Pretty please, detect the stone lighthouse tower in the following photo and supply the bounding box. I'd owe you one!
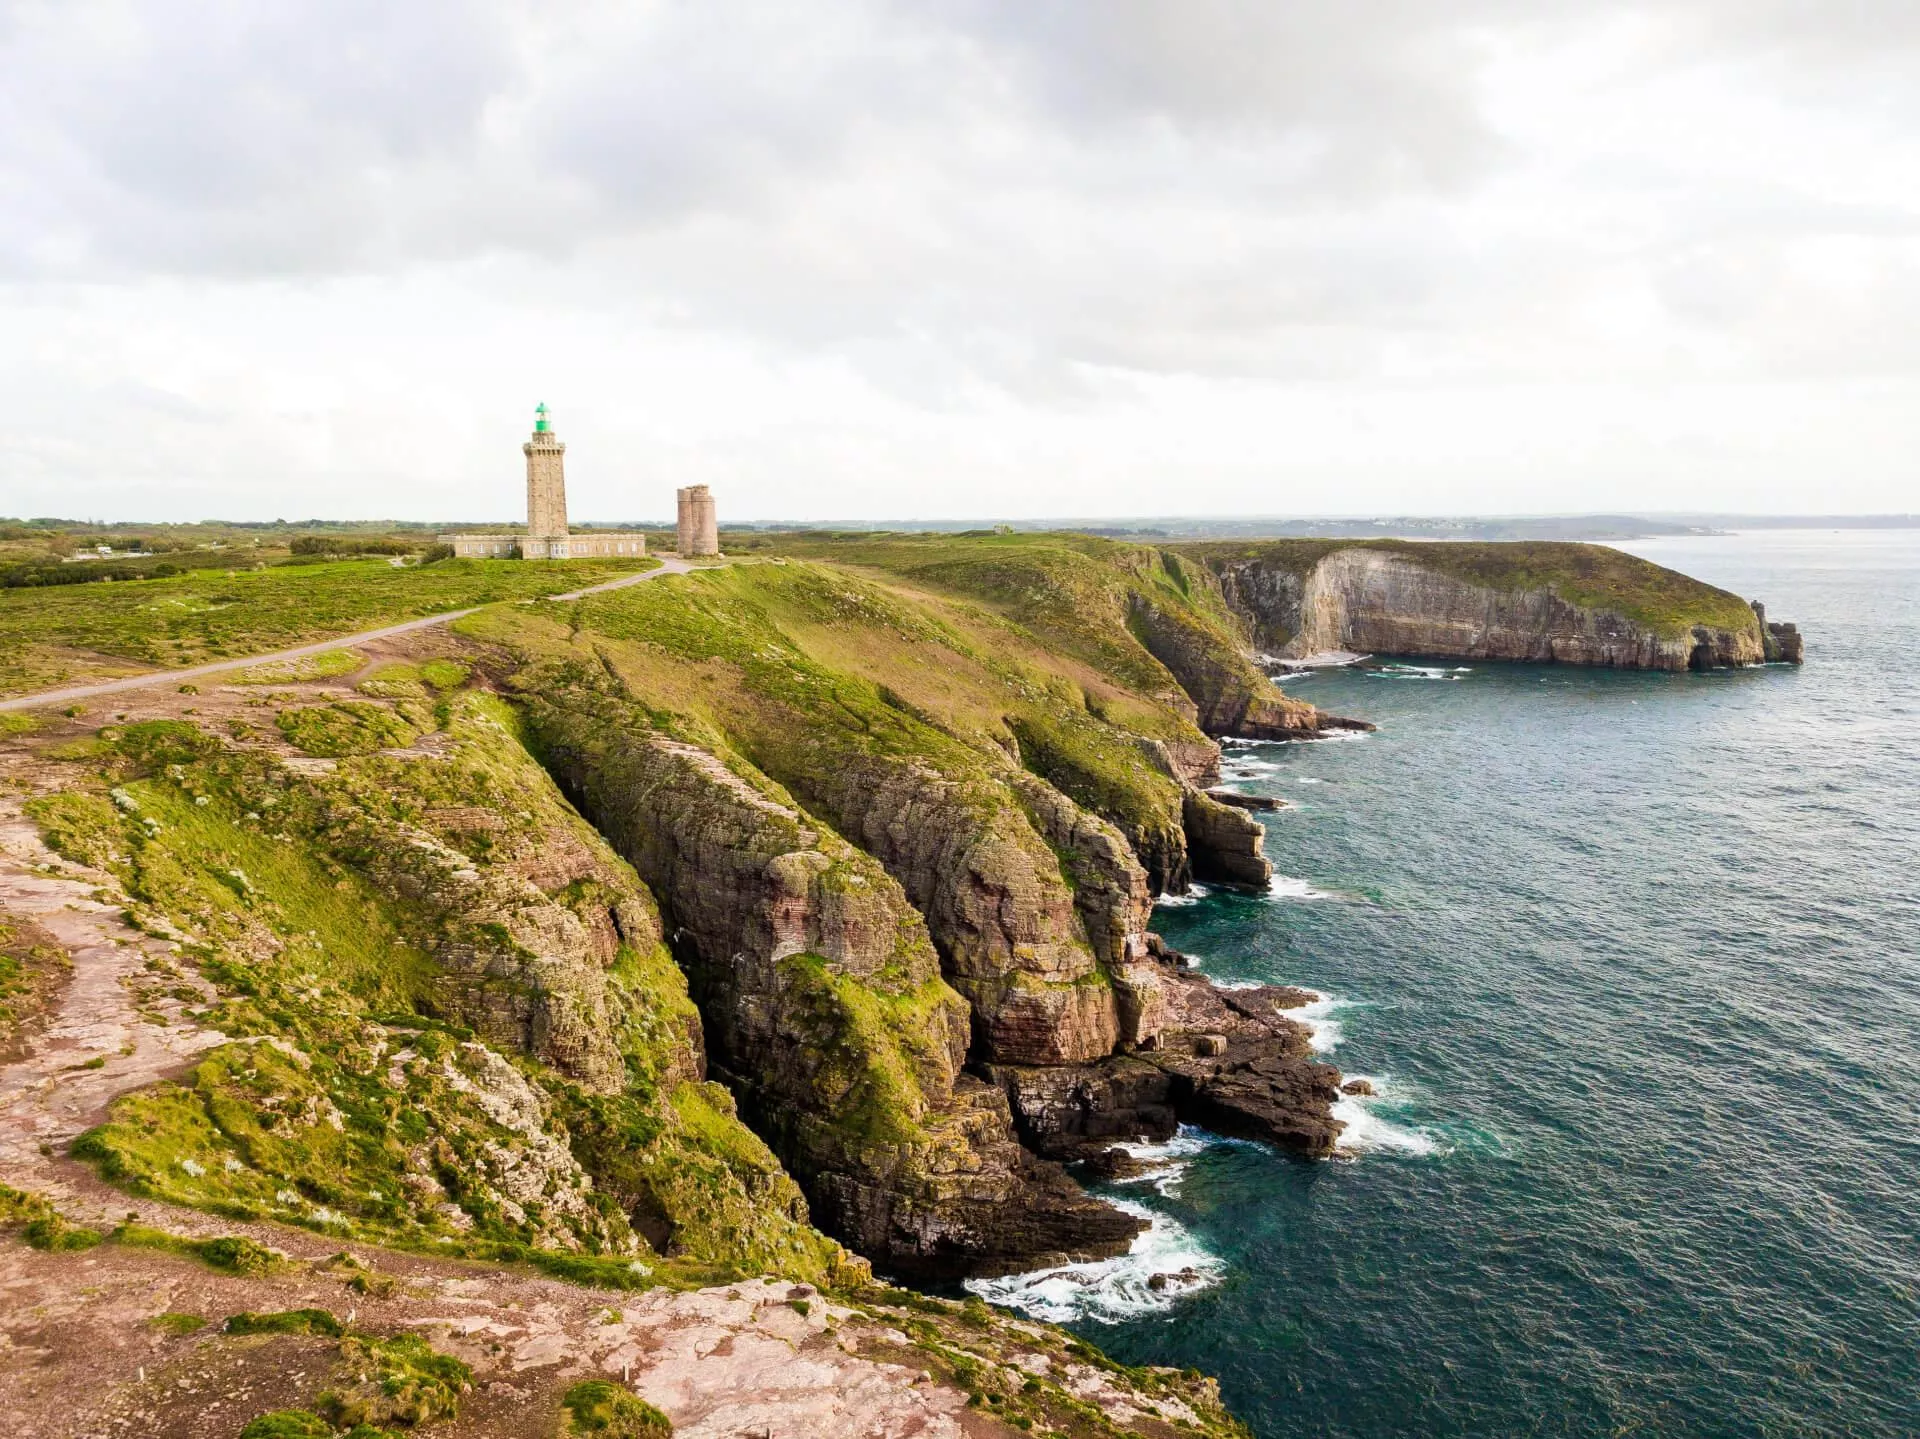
[523,402,568,557]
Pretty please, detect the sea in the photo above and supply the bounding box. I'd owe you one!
[969,529,1920,1438]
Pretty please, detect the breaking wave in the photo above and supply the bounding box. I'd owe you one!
[1269,873,1336,900]
[1154,882,1211,908]
[1332,1075,1442,1157]
[1366,663,1473,681]
[964,1196,1225,1324]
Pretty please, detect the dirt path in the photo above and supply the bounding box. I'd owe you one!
[0,795,229,1224]
[0,557,699,716]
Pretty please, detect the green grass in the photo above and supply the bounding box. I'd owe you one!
[560,1379,673,1436]
[237,1412,339,1439]
[109,1222,284,1274]
[318,1332,471,1429]
[0,555,654,699]
[276,701,420,756]
[225,1308,345,1337]
[231,649,365,685]
[150,1311,208,1335]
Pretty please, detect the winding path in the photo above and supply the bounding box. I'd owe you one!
[0,556,698,715]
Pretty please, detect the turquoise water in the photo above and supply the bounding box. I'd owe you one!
[990,531,1920,1437]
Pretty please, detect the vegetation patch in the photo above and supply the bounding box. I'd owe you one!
[233,649,364,686]
[0,555,653,700]
[109,1222,284,1275]
[276,701,419,756]
[23,1214,103,1251]
[225,1309,345,1337]
[317,1332,471,1429]
[150,1311,208,1335]
[560,1378,673,1436]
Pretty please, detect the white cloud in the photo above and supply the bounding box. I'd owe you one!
[0,0,1916,520]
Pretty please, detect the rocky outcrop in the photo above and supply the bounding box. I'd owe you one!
[1182,789,1273,891]
[986,966,1345,1160]
[335,785,674,1096]
[752,739,1144,1067]
[1201,542,1801,670]
[523,687,1143,1278]
[1752,601,1804,664]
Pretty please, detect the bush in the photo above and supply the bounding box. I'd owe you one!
[23,1215,103,1251]
[318,1334,471,1429]
[560,1379,674,1436]
[224,1308,344,1337]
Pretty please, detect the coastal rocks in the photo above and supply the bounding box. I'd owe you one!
[1752,601,1805,664]
[1203,788,1282,812]
[1182,790,1274,891]
[986,968,1346,1161]
[1204,543,1800,671]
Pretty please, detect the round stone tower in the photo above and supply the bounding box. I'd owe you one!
[675,484,719,557]
[525,402,568,549]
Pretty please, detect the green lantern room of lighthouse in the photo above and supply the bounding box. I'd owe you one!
[534,402,551,434]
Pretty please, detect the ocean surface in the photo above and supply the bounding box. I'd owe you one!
[970,530,1920,1438]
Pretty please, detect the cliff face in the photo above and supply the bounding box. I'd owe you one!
[521,681,1144,1278]
[1197,541,1800,670]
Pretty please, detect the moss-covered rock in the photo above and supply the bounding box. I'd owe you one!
[45,700,839,1284]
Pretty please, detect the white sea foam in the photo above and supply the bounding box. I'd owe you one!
[1268,873,1335,901]
[1222,757,1281,775]
[1282,989,1345,1053]
[1310,726,1371,742]
[1154,882,1210,908]
[1366,663,1472,681]
[964,1198,1224,1324]
[1294,776,1328,784]
[1332,1076,1440,1157]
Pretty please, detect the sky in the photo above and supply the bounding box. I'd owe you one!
[2,1,1916,524]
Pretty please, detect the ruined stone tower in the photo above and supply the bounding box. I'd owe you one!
[524,402,568,551]
[676,484,719,556]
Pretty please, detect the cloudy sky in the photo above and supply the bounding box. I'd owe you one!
[2,1,1916,523]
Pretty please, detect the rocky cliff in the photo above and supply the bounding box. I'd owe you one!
[460,556,1351,1276]
[520,678,1145,1278]
[1186,539,1802,670]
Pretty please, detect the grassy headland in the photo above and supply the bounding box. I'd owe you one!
[0,555,654,699]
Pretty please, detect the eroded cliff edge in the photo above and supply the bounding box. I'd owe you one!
[459,553,1355,1276]
[1181,538,1804,670]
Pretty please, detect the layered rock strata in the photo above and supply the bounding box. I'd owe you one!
[1202,543,1801,671]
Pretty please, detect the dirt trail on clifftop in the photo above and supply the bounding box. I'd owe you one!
[0,557,702,715]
